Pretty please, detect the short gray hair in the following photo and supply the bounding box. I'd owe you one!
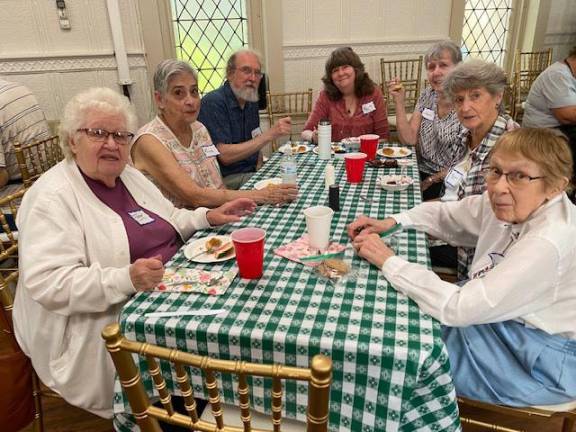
[59,87,138,159]
[225,48,262,77]
[442,59,507,101]
[425,40,462,66]
[154,59,198,96]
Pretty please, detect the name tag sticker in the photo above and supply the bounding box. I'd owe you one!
[362,101,376,114]
[422,108,435,121]
[251,127,262,138]
[445,168,465,188]
[128,210,155,226]
[202,145,220,157]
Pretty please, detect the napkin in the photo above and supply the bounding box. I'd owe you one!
[274,234,346,267]
[155,268,237,294]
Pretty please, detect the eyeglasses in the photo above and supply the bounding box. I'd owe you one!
[77,128,134,145]
[482,167,545,187]
[235,66,263,79]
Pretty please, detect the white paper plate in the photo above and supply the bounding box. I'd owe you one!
[312,144,347,157]
[183,235,235,263]
[278,142,312,154]
[377,147,412,158]
[377,175,414,191]
[253,177,282,190]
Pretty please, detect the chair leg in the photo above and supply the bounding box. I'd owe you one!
[562,417,575,432]
[32,372,45,432]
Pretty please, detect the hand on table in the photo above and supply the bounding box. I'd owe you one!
[264,183,298,205]
[352,232,395,269]
[130,254,164,292]
[207,198,257,225]
[347,215,397,239]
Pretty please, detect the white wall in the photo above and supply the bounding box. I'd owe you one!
[280,0,454,94]
[543,0,576,61]
[0,0,153,125]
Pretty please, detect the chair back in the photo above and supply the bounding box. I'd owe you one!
[380,56,423,115]
[266,89,313,150]
[0,189,24,325]
[14,135,64,188]
[102,323,332,432]
[511,48,553,121]
[458,396,576,432]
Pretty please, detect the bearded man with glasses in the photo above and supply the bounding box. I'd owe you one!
[199,48,293,189]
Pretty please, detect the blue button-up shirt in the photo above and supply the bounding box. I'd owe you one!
[198,81,260,177]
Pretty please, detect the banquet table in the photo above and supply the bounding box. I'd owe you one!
[113,147,461,432]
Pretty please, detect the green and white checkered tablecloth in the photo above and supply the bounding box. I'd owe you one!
[113,149,461,432]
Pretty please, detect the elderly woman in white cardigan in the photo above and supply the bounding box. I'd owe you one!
[349,128,576,407]
[12,87,255,418]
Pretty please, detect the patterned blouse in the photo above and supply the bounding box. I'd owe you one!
[453,114,517,279]
[415,87,464,174]
[303,87,389,141]
[133,116,224,208]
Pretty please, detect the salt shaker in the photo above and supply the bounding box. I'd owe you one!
[325,162,335,189]
[317,119,332,160]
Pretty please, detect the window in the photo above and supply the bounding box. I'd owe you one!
[460,0,514,66]
[171,0,249,93]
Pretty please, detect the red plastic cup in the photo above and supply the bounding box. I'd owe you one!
[344,152,368,183]
[359,134,380,161]
[231,227,266,279]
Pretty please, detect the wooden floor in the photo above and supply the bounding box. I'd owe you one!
[16,395,569,432]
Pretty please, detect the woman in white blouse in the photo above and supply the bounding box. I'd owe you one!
[348,128,576,407]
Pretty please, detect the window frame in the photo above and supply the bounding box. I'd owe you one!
[137,0,285,95]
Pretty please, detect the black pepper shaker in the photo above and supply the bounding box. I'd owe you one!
[329,184,340,211]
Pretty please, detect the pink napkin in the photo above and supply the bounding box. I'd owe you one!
[274,234,346,266]
[155,268,237,294]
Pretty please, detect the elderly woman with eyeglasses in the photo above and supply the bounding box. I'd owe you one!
[348,128,576,407]
[12,87,255,418]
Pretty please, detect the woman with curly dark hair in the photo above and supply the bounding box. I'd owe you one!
[302,47,388,142]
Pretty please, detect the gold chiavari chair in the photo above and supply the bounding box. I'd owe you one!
[0,189,25,315]
[380,56,423,132]
[102,323,332,432]
[459,396,576,432]
[14,135,64,188]
[0,189,45,432]
[511,48,553,122]
[266,89,313,151]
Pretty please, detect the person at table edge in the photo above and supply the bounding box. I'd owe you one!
[431,59,518,279]
[198,48,291,190]
[12,87,255,418]
[0,77,50,189]
[301,46,389,143]
[387,40,463,200]
[522,45,576,196]
[349,128,576,407]
[132,59,298,208]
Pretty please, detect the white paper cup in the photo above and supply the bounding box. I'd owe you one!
[303,205,334,251]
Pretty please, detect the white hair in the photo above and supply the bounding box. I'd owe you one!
[59,87,138,159]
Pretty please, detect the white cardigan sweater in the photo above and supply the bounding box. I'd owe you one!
[13,159,211,418]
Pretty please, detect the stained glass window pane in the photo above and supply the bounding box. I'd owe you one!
[172,0,249,93]
[461,0,513,66]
